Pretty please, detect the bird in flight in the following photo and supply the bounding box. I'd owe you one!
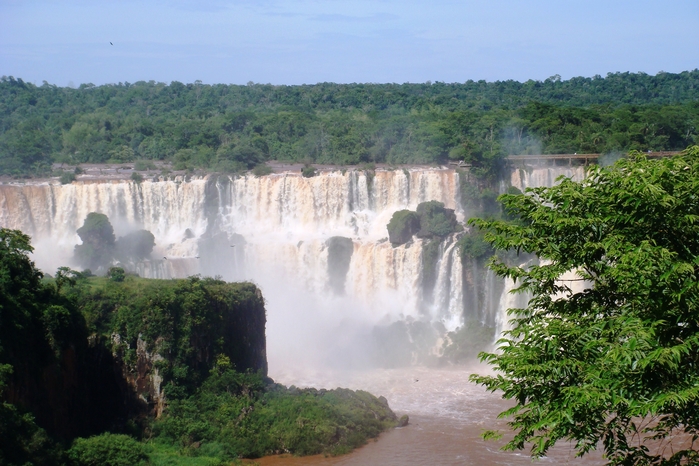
[110,42,113,45]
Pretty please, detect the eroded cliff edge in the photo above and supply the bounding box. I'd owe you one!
[4,272,268,441]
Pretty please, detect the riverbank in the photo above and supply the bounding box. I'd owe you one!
[256,365,604,466]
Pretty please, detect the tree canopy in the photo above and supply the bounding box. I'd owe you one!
[471,146,699,465]
[1,71,698,178]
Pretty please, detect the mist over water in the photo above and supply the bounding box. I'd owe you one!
[0,164,594,464]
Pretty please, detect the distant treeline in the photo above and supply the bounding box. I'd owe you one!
[1,70,698,178]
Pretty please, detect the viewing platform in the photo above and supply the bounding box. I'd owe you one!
[505,151,681,167]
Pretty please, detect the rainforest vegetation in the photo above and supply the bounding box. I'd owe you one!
[0,229,399,466]
[1,70,698,179]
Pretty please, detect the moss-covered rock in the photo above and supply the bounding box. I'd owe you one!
[387,210,420,245]
[415,200,461,239]
[387,201,462,246]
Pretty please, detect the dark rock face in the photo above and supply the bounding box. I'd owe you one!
[387,210,420,245]
[326,236,354,295]
[5,278,269,439]
[107,280,269,418]
[6,332,140,441]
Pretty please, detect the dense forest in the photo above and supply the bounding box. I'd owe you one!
[1,70,698,179]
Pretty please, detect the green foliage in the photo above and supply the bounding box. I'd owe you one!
[0,399,64,466]
[470,146,699,465]
[457,226,494,262]
[130,171,144,183]
[153,369,397,459]
[251,163,273,177]
[71,276,266,397]
[107,267,125,282]
[59,171,76,184]
[0,231,88,461]
[415,200,461,238]
[1,73,699,177]
[134,160,156,171]
[0,364,64,466]
[68,433,149,466]
[0,231,394,462]
[301,164,317,178]
[386,210,420,245]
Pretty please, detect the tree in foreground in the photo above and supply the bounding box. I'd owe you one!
[471,146,699,465]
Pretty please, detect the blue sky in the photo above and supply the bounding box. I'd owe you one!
[1,0,698,86]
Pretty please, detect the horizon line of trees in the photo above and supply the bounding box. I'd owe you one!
[1,70,698,179]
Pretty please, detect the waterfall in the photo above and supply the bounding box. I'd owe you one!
[0,163,585,366]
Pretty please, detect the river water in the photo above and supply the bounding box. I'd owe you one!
[257,365,604,466]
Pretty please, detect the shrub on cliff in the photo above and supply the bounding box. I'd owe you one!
[387,210,420,245]
[301,164,317,178]
[59,171,76,184]
[252,163,273,177]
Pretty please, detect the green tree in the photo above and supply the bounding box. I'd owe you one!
[470,146,699,465]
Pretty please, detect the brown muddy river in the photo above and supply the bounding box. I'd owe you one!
[254,365,604,466]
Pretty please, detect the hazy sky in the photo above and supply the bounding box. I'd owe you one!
[2,0,698,87]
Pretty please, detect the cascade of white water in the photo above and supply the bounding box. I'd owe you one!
[428,237,463,328]
[510,165,586,191]
[0,162,589,359]
[0,168,464,329]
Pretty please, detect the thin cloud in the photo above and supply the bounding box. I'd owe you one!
[311,13,398,23]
